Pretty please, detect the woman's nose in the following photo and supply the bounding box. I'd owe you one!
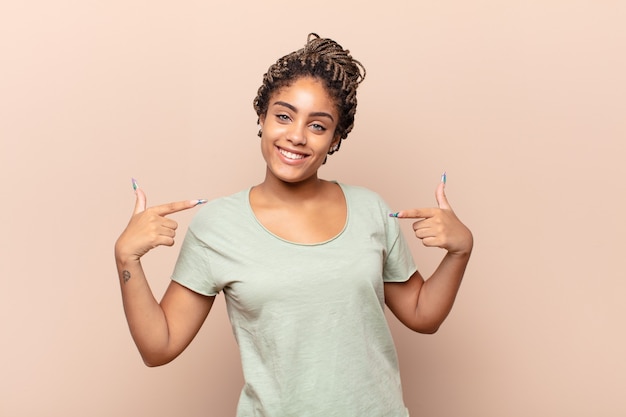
[286,123,307,145]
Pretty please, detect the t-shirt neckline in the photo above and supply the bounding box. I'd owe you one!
[245,182,349,247]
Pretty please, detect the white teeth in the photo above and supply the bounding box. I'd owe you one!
[279,149,305,160]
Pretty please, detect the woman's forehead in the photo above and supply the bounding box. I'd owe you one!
[269,77,338,113]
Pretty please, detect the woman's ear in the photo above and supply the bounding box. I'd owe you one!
[330,134,341,152]
[257,115,265,137]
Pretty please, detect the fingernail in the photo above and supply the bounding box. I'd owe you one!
[131,178,139,191]
[389,212,399,218]
[195,199,208,206]
[441,171,447,185]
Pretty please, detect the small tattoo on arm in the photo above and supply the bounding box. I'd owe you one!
[122,270,131,284]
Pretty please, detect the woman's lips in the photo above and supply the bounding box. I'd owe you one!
[278,147,307,160]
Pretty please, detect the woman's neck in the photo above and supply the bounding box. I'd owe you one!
[254,169,331,205]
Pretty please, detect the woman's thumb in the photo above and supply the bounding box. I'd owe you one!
[133,181,147,215]
[436,181,451,210]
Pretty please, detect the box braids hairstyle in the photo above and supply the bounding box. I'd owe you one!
[253,33,366,156]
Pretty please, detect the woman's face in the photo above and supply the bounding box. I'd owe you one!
[259,76,340,185]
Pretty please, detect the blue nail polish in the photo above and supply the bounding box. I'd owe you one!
[441,172,447,185]
[131,178,139,191]
[389,212,399,218]
[195,199,208,206]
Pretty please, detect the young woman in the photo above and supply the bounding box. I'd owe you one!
[115,33,473,416]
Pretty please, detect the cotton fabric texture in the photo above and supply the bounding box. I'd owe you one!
[172,183,416,417]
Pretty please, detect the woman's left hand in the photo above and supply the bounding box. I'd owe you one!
[392,181,473,256]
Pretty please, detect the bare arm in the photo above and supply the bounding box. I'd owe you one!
[385,179,473,333]
[116,260,214,366]
[385,251,470,333]
[115,185,212,366]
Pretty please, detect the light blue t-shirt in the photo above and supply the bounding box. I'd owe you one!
[172,183,416,417]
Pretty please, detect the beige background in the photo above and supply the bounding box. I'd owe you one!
[1,1,625,416]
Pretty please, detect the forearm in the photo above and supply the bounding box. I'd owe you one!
[116,257,172,365]
[415,250,471,332]
[114,189,211,365]
[386,179,473,333]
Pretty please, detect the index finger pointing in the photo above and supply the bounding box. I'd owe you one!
[153,199,207,216]
[390,208,437,219]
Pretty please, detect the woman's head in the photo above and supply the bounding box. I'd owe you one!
[253,33,366,155]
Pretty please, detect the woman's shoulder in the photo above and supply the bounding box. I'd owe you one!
[337,182,387,204]
[190,188,251,227]
[335,182,394,221]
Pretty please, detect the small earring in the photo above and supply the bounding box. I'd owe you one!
[257,129,262,138]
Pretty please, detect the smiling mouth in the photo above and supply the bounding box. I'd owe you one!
[278,147,307,160]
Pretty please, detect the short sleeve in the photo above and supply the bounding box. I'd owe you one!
[171,226,220,296]
[382,204,417,283]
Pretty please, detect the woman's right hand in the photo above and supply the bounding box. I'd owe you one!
[114,186,206,263]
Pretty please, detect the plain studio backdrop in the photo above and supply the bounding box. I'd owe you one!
[1,1,624,416]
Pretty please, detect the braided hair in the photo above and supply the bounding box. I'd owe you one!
[253,33,366,155]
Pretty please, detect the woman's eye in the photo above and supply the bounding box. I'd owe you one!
[310,123,326,132]
[276,114,290,122]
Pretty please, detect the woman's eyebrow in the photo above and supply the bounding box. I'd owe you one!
[272,101,335,122]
